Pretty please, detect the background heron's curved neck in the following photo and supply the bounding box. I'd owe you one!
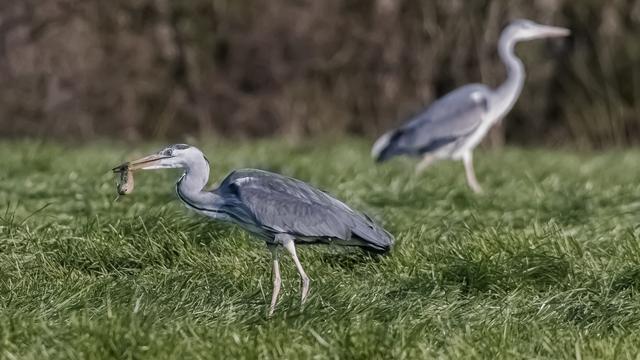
[492,35,526,119]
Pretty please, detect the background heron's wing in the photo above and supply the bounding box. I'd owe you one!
[220,170,393,250]
[381,84,490,157]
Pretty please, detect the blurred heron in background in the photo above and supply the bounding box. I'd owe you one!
[372,20,570,193]
[114,144,393,316]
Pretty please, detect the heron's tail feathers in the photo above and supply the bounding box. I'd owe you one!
[351,213,394,254]
[371,129,404,163]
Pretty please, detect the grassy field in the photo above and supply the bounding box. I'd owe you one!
[1,139,640,359]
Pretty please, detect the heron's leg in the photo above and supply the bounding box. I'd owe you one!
[281,236,310,304]
[415,154,436,174]
[463,152,483,194]
[267,244,282,317]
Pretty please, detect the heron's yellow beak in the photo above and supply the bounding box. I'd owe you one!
[112,154,172,172]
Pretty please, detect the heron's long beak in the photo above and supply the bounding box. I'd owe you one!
[537,25,571,38]
[112,154,172,172]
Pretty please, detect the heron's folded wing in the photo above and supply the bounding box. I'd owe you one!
[395,84,490,153]
[233,186,352,240]
[221,169,393,249]
[222,169,354,210]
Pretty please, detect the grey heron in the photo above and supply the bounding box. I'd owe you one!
[113,144,393,316]
[371,20,570,193]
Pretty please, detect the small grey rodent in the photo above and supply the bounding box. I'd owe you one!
[115,167,134,195]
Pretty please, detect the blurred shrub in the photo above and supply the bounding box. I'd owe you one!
[0,0,638,147]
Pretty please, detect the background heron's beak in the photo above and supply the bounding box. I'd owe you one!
[537,25,571,38]
[113,154,172,172]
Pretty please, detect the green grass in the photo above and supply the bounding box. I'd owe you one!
[1,139,640,359]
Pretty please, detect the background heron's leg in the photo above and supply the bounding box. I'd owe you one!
[281,236,310,304]
[463,152,483,193]
[415,154,436,174]
[267,244,281,317]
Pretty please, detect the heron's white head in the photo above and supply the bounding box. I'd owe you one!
[503,19,570,43]
[118,144,208,171]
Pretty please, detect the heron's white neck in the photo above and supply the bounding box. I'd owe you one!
[179,156,210,194]
[491,34,526,121]
[176,154,224,212]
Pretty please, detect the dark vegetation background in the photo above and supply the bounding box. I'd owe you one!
[1,0,638,148]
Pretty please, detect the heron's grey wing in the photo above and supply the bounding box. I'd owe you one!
[234,187,352,239]
[219,170,393,251]
[221,169,353,211]
[376,84,490,159]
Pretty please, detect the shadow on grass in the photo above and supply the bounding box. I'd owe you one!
[311,247,389,271]
[612,266,640,292]
[438,252,571,294]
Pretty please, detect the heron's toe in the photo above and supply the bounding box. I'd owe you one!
[301,278,310,303]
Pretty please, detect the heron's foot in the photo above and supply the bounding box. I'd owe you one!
[300,275,310,304]
[267,244,281,317]
[462,152,483,194]
[268,276,282,317]
[469,182,483,194]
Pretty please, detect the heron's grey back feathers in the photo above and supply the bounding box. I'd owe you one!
[373,84,490,161]
[215,169,394,252]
